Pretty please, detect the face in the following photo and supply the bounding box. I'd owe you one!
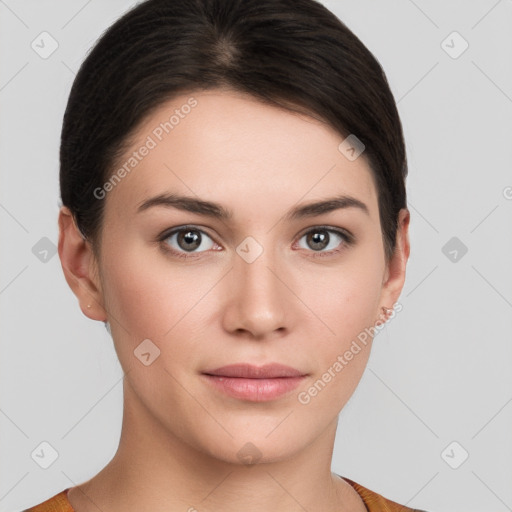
[59,89,409,465]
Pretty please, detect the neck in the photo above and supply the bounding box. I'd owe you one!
[67,379,365,512]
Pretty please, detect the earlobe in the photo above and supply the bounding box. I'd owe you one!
[57,206,107,322]
[378,208,410,315]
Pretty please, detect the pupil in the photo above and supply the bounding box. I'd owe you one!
[178,230,201,251]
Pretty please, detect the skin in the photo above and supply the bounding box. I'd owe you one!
[58,88,410,512]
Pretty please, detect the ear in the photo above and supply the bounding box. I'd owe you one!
[378,208,410,316]
[57,206,107,321]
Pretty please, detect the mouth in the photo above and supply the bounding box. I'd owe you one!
[201,363,308,402]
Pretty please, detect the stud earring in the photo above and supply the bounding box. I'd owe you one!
[87,304,91,309]
[379,306,393,322]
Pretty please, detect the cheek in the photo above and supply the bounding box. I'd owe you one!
[301,251,384,342]
[99,240,208,352]
[293,249,384,397]
[99,239,239,386]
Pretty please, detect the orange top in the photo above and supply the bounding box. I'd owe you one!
[24,476,428,512]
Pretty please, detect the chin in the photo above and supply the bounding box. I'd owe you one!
[188,422,314,467]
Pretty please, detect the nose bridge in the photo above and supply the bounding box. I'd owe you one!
[224,234,289,336]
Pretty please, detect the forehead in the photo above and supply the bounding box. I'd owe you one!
[103,89,378,222]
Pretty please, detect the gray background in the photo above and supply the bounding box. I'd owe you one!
[1,1,511,511]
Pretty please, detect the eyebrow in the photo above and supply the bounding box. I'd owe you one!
[136,193,369,220]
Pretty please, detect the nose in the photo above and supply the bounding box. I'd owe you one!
[221,243,290,340]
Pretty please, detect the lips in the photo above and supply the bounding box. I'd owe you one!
[202,363,306,379]
[201,363,308,401]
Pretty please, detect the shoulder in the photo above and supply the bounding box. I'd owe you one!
[341,476,429,512]
[23,489,74,512]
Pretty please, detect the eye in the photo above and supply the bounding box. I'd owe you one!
[157,224,354,260]
[159,226,219,258]
[295,227,353,256]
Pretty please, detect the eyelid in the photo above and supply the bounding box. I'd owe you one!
[157,224,216,242]
[296,224,354,243]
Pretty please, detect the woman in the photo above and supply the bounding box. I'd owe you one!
[25,0,427,510]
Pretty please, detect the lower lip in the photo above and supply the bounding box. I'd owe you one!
[201,374,306,402]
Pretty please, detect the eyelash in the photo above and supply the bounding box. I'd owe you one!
[157,225,355,260]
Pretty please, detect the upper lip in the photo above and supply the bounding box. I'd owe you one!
[202,363,307,378]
